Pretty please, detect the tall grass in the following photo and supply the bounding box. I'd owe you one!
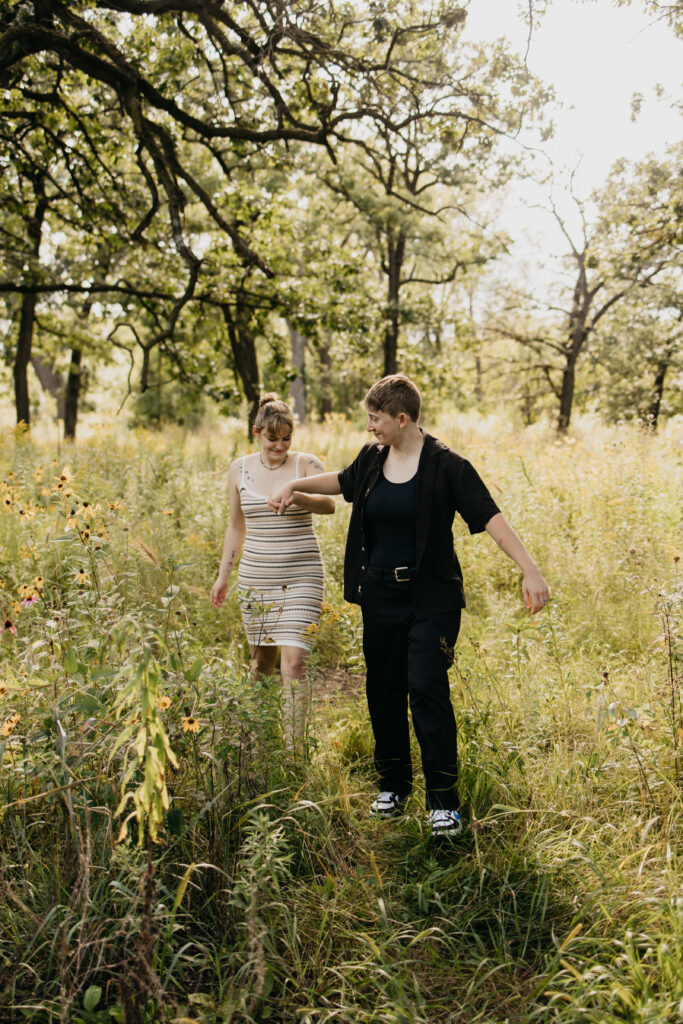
[0,413,681,1022]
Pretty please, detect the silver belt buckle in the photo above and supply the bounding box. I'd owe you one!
[393,566,410,583]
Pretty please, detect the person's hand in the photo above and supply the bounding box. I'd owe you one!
[268,484,295,515]
[523,570,550,614]
[210,576,229,608]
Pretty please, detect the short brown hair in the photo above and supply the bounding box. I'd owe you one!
[253,393,294,434]
[364,375,421,421]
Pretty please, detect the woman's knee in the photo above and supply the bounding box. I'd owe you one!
[281,647,306,680]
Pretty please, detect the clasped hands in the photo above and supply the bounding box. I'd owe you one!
[267,485,294,515]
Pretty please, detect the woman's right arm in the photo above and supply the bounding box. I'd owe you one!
[210,462,246,607]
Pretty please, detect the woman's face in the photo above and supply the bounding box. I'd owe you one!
[257,425,293,461]
[365,407,403,446]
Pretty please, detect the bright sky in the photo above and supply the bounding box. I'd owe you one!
[462,0,683,256]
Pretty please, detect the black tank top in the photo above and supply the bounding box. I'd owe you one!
[366,473,417,568]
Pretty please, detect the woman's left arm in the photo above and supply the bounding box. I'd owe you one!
[485,512,550,614]
[291,455,336,515]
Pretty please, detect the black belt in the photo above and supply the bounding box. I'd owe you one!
[365,565,416,583]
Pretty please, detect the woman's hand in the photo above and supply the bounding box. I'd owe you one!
[268,483,295,515]
[522,570,550,614]
[210,576,230,608]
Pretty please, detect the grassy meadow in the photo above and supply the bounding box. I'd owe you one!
[0,412,681,1023]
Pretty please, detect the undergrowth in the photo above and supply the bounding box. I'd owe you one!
[0,414,681,1023]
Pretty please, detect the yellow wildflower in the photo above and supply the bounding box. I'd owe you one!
[0,681,6,697]
[156,696,172,711]
[162,509,174,516]
[181,716,201,734]
[75,568,89,585]
[0,712,20,738]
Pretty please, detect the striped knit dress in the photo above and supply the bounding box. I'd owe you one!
[237,455,324,650]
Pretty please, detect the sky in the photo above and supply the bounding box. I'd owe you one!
[461,0,682,256]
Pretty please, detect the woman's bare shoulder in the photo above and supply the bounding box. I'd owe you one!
[298,452,326,474]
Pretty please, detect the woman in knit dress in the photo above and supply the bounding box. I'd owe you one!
[210,395,335,743]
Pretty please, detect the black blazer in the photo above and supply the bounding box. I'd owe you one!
[337,432,500,609]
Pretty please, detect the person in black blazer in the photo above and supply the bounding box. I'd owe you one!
[269,374,549,838]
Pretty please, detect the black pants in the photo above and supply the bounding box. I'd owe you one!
[360,576,461,810]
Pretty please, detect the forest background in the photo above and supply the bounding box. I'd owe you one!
[1,1,683,1023]
[1,0,682,437]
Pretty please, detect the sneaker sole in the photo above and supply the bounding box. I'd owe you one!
[431,826,463,839]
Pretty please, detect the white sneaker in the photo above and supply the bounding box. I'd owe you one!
[428,808,462,838]
[369,791,406,817]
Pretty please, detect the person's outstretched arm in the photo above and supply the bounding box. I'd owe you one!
[485,512,550,614]
[210,462,246,607]
[288,455,336,515]
[269,470,342,515]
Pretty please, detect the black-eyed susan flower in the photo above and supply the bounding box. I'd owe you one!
[74,568,89,585]
[156,696,172,711]
[0,681,7,697]
[162,509,174,516]
[0,712,20,737]
[181,716,200,733]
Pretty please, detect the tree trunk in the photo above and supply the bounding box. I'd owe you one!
[383,229,406,376]
[646,350,673,431]
[319,341,332,420]
[14,292,39,426]
[557,363,575,433]
[64,348,82,440]
[222,299,260,435]
[13,181,47,427]
[474,355,483,404]
[557,320,588,433]
[286,319,307,423]
[31,357,66,419]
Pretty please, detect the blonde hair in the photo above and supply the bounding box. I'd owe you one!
[253,393,295,435]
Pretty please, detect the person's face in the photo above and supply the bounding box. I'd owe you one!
[365,407,406,445]
[256,425,293,460]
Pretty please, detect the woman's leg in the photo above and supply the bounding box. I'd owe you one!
[406,607,461,810]
[361,578,413,799]
[280,645,309,750]
[249,644,278,679]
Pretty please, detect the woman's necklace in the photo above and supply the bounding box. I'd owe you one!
[259,452,288,471]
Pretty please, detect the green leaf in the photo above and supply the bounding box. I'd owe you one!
[185,658,203,683]
[83,985,102,1012]
[64,647,78,675]
[71,692,103,716]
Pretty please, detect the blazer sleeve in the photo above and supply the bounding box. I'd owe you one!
[450,457,501,534]
[337,445,372,503]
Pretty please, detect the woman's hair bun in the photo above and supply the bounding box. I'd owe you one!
[258,392,278,407]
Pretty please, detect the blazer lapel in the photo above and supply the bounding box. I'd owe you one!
[415,433,438,569]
